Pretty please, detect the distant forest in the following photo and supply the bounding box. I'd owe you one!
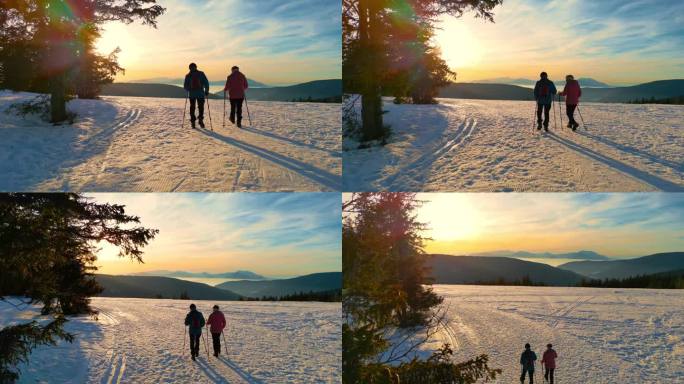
[238,289,342,302]
[466,270,684,289]
[628,95,684,105]
[290,95,342,103]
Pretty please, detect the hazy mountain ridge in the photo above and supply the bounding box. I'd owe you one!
[129,76,270,88]
[102,79,342,102]
[216,272,342,298]
[558,252,684,279]
[428,255,586,286]
[132,270,266,280]
[475,250,609,260]
[475,77,611,88]
[438,79,684,103]
[95,274,242,300]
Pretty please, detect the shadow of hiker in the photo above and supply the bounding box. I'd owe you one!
[547,132,684,191]
[240,126,340,158]
[196,358,230,383]
[199,128,341,191]
[217,356,265,384]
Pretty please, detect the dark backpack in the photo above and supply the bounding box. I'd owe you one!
[190,72,202,91]
[539,82,549,97]
[191,312,200,328]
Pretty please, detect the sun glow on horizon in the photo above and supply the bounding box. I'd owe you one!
[433,17,483,72]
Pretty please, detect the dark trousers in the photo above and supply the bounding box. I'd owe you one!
[211,332,221,356]
[520,367,534,383]
[566,104,577,126]
[189,333,201,357]
[536,103,551,127]
[545,368,555,384]
[190,97,205,122]
[230,98,244,122]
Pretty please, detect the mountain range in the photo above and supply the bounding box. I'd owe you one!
[132,270,265,280]
[96,275,242,300]
[474,250,609,260]
[438,79,684,103]
[558,252,684,279]
[475,77,611,88]
[130,77,270,88]
[102,79,342,102]
[216,272,342,298]
[428,252,684,286]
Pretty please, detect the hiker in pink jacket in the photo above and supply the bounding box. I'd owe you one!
[224,66,249,127]
[541,343,558,384]
[559,74,582,131]
[206,305,227,357]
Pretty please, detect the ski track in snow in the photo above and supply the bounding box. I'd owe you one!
[1,298,341,383]
[0,92,341,192]
[343,98,684,191]
[390,286,684,383]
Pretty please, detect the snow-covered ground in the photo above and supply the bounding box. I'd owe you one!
[344,98,684,192]
[0,91,341,192]
[0,297,341,383]
[402,285,684,383]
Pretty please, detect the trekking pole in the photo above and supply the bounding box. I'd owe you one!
[558,94,563,129]
[181,93,188,129]
[203,331,210,359]
[222,330,228,355]
[552,99,557,131]
[244,96,252,126]
[223,90,226,129]
[578,105,587,130]
[182,326,187,355]
[206,96,214,131]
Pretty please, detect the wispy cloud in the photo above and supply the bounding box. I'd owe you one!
[97,0,341,85]
[91,193,341,276]
[437,0,684,84]
[417,193,684,258]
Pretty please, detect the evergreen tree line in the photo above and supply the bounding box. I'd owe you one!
[343,193,500,383]
[290,95,343,103]
[627,95,684,105]
[0,193,157,382]
[238,289,343,302]
[578,270,684,289]
[0,1,165,123]
[467,275,548,287]
[343,0,502,142]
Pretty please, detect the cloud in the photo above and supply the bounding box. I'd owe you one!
[90,193,341,275]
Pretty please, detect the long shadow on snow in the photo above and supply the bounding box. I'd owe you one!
[576,131,683,172]
[240,126,340,157]
[0,98,125,191]
[547,132,684,191]
[200,129,341,191]
[196,357,231,383]
[217,355,265,384]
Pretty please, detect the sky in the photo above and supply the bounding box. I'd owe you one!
[433,0,684,85]
[413,193,684,259]
[90,193,341,277]
[95,0,341,85]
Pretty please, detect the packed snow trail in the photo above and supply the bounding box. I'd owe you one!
[343,98,684,192]
[0,92,341,192]
[394,286,684,383]
[1,298,341,383]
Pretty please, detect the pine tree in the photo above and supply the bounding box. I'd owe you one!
[0,193,158,381]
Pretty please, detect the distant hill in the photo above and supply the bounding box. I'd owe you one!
[96,274,242,300]
[102,79,342,102]
[476,250,610,261]
[579,269,684,289]
[438,79,684,103]
[132,270,266,280]
[216,79,342,102]
[131,77,270,88]
[558,252,684,279]
[428,255,585,286]
[216,272,341,298]
[476,77,611,88]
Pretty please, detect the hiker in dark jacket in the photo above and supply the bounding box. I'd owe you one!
[224,65,249,128]
[184,63,210,129]
[559,75,582,131]
[520,343,537,383]
[533,72,557,132]
[541,344,558,384]
[184,303,206,360]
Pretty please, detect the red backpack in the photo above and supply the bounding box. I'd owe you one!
[539,83,549,97]
[190,72,202,91]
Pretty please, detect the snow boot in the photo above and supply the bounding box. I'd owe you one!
[237,119,242,128]
[572,122,579,131]
[199,119,205,129]
[191,354,196,361]
[537,121,542,130]
[229,116,235,124]
[191,120,196,129]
